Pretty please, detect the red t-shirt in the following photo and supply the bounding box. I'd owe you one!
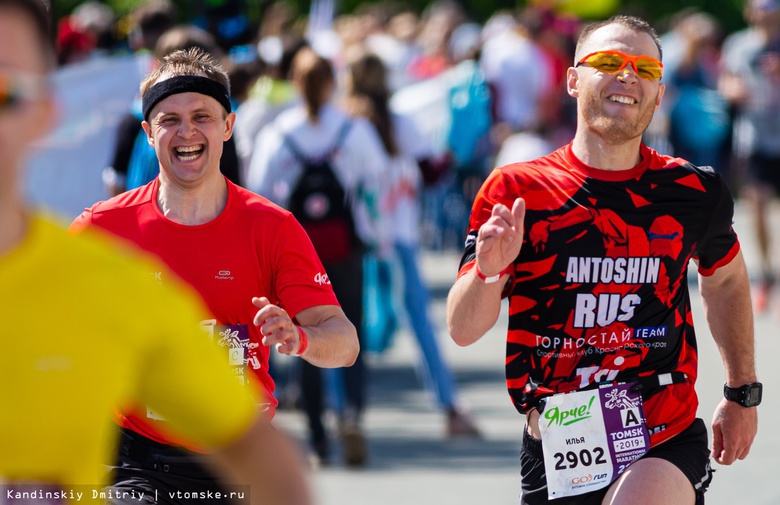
[457,143,740,447]
[71,177,339,446]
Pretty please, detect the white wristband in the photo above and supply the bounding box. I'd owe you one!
[475,263,508,284]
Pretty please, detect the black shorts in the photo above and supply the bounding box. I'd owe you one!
[746,153,780,195]
[105,429,249,505]
[519,418,713,505]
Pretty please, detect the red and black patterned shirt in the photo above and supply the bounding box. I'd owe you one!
[457,142,740,446]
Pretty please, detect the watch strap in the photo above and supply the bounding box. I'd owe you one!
[723,382,762,407]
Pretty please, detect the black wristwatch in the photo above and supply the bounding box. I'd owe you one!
[723,382,763,407]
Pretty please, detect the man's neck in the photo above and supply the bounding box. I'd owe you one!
[156,174,229,226]
[570,132,643,171]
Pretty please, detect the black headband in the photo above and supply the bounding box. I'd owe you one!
[142,75,232,122]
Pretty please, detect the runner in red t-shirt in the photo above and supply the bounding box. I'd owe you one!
[70,47,358,503]
[447,15,760,505]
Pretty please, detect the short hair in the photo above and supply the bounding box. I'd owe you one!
[0,0,55,69]
[140,47,231,97]
[575,14,663,62]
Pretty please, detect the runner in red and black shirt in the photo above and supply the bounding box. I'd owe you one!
[448,15,759,505]
[460,141,737,441]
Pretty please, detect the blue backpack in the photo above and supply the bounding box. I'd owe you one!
[447,61,492,170]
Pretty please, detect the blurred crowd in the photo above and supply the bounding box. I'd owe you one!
[42,0,780,463]
[51,0,780,250]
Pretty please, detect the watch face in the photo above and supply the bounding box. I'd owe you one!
[746,384,763,407]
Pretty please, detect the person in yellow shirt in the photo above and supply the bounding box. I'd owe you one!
[0,1,311,503]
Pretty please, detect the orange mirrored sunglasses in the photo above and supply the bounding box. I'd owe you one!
[576,50,664,81]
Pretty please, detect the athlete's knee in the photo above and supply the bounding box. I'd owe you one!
[602,458,695,505]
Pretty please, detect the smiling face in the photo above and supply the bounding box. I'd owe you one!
[567,23,665,146]
[141,85,235,189]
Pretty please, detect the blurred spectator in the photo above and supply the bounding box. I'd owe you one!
[254,2,303,83]
[127,0,178,55]
[431,22,492,248]
[247,48,388,466]
[720,0,780,313]
[446,22,492,176]
[524,5,580,143]
[191,0,253,53]
[56,15,96,65]
[258,0,298,41]
[489,6,573,166]
[234,34,307,182]
[408,0,465,81]
[155,24,225,60]
[226,55,264,106]
[332,14,366,64]
[343,51,481,438]
[71,1,117,57]
[366,6,422,91]
[661,10,731,169]
[480,10,554,140]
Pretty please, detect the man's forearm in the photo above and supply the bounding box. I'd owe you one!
[699,253,757,384]
[299,316,359,368]
[447,270,505,346]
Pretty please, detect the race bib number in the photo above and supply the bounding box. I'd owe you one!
[539,383,649,500]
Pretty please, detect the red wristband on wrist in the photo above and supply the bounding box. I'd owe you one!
[474,263,512,284]
[295,326,309,356]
